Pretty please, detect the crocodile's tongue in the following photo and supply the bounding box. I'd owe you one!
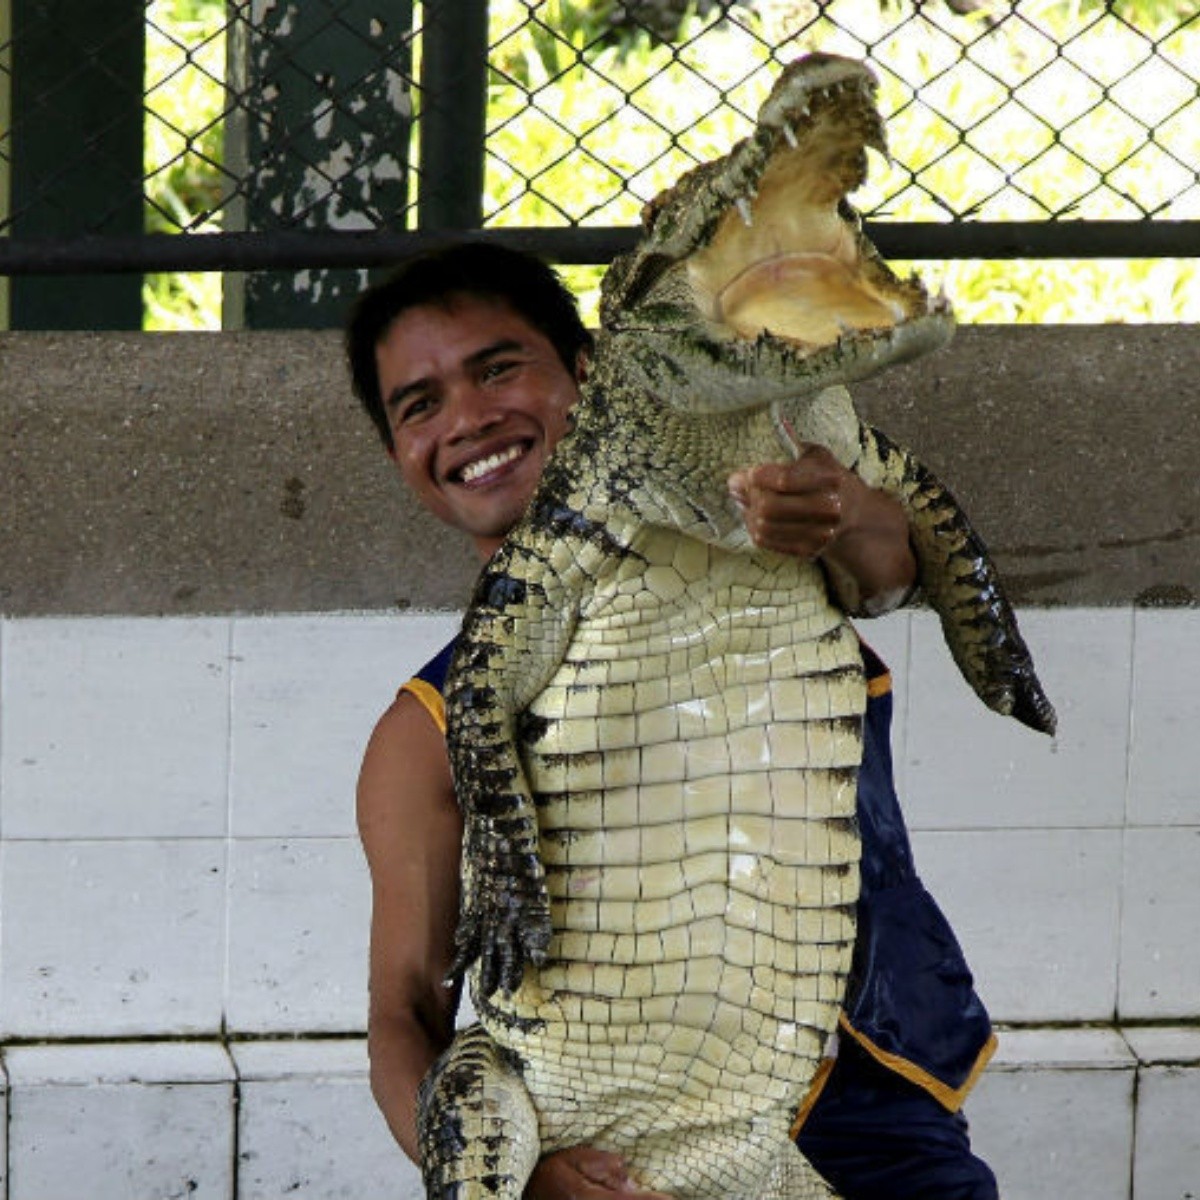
[717,253,900,346]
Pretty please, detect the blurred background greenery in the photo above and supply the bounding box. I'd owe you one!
[143,0,1199,329]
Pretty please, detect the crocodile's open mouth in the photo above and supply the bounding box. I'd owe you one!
[610,54,948,359]
[713,249,907,346]
[688,59,936,349]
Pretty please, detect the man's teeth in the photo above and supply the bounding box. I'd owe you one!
[460,444,524,483]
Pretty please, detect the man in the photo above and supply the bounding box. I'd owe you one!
[349,241,999,1200]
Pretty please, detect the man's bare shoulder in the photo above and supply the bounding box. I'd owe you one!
[357,691,459,869]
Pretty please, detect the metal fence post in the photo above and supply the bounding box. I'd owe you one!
[7,0,143,329]
[1,0,10,328]
[416,0,487,232]
[224,0,415,329]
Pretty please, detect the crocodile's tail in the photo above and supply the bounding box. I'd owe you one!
[418,1023,542,1200]
[859,423,1057,736]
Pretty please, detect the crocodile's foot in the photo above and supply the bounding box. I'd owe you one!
[450,857,552,997]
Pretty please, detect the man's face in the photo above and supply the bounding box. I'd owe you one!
[376,295,582,559]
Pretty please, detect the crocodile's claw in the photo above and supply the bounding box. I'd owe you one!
[450,851,552,998]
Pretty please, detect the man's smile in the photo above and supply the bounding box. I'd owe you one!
[454,441,531,487]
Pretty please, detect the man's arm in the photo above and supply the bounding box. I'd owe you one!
[728,443,916,615]
[358,692,671,1199]
[357,693,464,1161]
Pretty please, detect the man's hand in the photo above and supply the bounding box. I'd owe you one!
[728,444,853,562]
[525,1148,673,1200]
[728,443,917,615]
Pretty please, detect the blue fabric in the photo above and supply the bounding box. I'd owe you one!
[848,644,993,1096]
[414,640,456,694]
[797,1037,999,1200]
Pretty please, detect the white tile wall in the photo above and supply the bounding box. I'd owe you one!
[904,608,1132,830]
[4,1042,235,1200]
[0,618,231,839]
[913,828,1123,1023]
[228,614,459,838]
[231,1040,419,1199]
[1119,826,1200,1019]
[1128,609,1200,826]
[0,1057,7,1197]
[0,606,1196,1197]
[967,1027,1136,1200]
[1126,1027,1200,1200]
[0,838,227,1038]
[225,836,371,1033]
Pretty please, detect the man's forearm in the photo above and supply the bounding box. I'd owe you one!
[820,482,917,616]
[368,1013,445,1164]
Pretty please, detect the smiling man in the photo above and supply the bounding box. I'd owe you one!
[373,295,581,559]
[347,241,998,1200]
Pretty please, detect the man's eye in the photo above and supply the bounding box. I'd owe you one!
[482,359,518,382]
[393,395,432,425]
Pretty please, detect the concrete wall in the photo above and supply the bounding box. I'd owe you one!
[1,326,1198,1197]
[3,324,1198,615]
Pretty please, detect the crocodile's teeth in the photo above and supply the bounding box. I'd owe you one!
[736,196,754,228]
[460,444,524,483]
[782,122,799,148]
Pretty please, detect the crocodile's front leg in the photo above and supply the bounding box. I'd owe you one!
[780,384,1055,735]
[445,545,576,999]
[446,493,633,999]
[857,422,1057,735]
[418,1023,541,1200]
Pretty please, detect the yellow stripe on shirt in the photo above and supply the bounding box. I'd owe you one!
[400,677,447,735]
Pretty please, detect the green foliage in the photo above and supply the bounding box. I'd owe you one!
[1073,0,1199,23]
[142,0,227,329]
[486,0,1200,326]
[145,0,1199,328]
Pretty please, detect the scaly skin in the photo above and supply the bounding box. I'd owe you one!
[419,52,1053,1200]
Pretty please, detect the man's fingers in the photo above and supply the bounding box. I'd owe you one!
[730,448,842,498]
[571,1147,632,1187]
[525,1148,675,1200]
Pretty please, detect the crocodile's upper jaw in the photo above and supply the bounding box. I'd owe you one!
[599,53,953,406]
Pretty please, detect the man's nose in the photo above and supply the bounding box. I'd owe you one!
[444,382,503,441]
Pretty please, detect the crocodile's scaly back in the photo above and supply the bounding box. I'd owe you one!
[421,52,1052,1200]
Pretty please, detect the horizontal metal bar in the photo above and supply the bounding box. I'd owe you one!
[872,220,1200,260]
[0,221,1197,277]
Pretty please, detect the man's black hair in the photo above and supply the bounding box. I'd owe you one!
[345,241,593,449]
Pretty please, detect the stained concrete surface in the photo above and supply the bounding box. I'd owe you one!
[1,324,1195,615]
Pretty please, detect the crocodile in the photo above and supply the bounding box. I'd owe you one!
[419,52,1055,1200]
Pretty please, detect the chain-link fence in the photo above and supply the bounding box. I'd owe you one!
[1,0,1197,327]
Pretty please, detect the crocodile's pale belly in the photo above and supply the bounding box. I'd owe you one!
[475,527,866,1196]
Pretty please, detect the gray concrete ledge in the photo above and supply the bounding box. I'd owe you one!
[2,325,1196,616]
